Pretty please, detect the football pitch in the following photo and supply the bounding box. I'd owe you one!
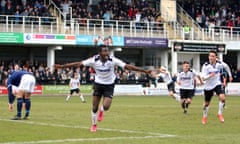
[0,95,240,144]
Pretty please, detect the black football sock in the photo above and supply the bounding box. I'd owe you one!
[17,98,23,117]
[25,99,31,117]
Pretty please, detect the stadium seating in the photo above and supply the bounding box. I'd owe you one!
[178,0,240,28]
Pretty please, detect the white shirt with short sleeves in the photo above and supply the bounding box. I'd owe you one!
[70,78,79,89]
[202,61,225,90]
[82,55,126,85]
[177,69,197,89]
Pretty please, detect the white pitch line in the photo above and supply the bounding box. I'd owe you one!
[0,118,176,144]
[0,118,175,137]
[0,135,173,144]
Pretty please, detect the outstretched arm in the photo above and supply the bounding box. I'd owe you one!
[124,64,152,75]
[54,61,83,69]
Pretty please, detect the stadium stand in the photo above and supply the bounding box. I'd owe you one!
[178,0,240,29]
[2,0,50,15]
[0,0,53,21]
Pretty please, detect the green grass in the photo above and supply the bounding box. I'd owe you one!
[0,95,240,144]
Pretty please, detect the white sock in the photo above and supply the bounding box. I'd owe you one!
[203,106,209,117]
[218,101,224,115]
[80,94,85,102]
[173,94,181,102]
[66,95,70,101]
[100,105,104,112]
[91,111,97,125]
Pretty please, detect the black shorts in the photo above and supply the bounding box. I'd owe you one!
[93,83,115,98]
[167,82,176,93]
[70,88,80,95]
[180,89,194,99]
[204,85,225,102]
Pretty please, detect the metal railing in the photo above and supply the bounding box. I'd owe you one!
[176,4,203,40]
[0,15,240,42]
[49,0,64,20]
[0,15,59,34]
[68,18,167,38]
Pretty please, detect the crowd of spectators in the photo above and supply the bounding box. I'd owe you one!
[0,0,53,24]
[0,60,151,86]
[178,0,240,29]
[53,0,164,29]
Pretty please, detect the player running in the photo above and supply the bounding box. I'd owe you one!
[158,66,181,102]
[54,44,151,132]
[216,56,233,109]
[201,51,232,124]
[176,61,203,114]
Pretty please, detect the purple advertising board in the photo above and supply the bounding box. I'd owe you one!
[124,37,168,47]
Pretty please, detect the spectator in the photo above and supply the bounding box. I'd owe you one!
[14,10,20,23]
[103,9,111,26]
[1,0,6,14]
[60,0,71,19]
[5,0,14,15]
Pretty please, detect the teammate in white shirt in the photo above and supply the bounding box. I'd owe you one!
[158,66,181,102]
[176,61,203,114]
[216,56,233,109]
[216,56,233,82]
[54,45,151,132]
[201,51,232,124]
[66,72,85,102]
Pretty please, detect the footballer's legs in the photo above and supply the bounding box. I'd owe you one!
[66,92,72,101]
[184,98,192,114]
[91,95,101,132]
[202,90,214,124]
[97,84,114,122]
[12,90,24,120]
[98,97,112,122]
[183,90,194,114]
[202,101,210,124]
[79,93,86,103]
[75,89,85,103]
[23,93,31,120]
[170,91,181,102]
[66,95,71,101]
[218,93,225,123]
[181,100,186,113]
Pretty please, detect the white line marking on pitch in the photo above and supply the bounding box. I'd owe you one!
[0,118,175,137]
[0,135,174,144]
[0,118,176,144]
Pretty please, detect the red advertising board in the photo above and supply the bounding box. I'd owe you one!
[0,85,42,95]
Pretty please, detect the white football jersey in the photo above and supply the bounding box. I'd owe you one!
[177,69,197,89]
[82,55,126,85]
[158,71,173,84]
[201,61,226,90]
[70,78,79,89]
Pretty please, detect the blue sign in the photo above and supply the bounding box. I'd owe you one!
[76,35,124,46]
[124,37,168,47]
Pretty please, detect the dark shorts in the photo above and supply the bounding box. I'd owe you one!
[70,88,80,95]
[180,89,194,99]
[167,82,176,93]
[93,83,115,98]
[204,85,225,102]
